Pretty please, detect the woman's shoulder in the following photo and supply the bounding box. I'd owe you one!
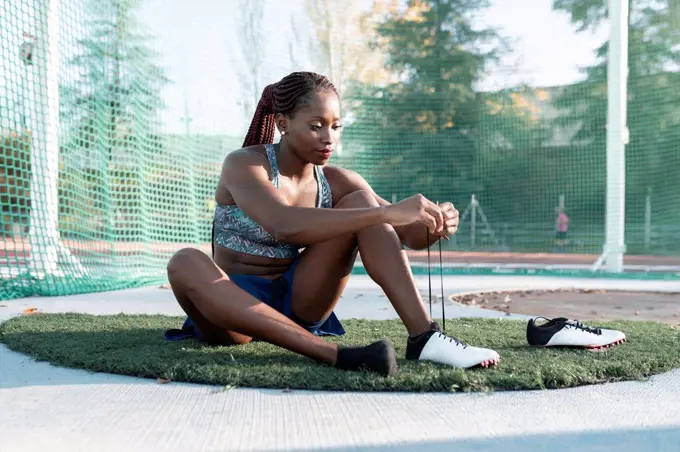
[322,164,355,179]
[223,145,269,169]
[216,145,273,203]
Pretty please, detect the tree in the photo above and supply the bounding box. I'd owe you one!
[340,0,509,204]
[232,0,267,129]
[61,0,170,168]
[288,0,397,94]
[551,0,680,229]
[59,0,171,239]
[288,0,399,155]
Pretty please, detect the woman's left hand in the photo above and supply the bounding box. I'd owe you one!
[437,202,459,237]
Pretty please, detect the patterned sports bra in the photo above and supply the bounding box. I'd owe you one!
[212,143,333,259]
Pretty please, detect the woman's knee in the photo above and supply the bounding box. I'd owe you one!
[335,190,378,209]
[167,247,214,286]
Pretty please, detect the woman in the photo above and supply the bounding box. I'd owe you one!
[166,71,499,377]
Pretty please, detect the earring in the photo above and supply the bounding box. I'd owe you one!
[281,131,286,136]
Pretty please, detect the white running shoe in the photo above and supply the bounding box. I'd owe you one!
[406,323,500,369]
[527,317,626,349]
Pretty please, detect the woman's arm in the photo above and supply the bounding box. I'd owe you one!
[322,166,453,250]
[219,151,443,245]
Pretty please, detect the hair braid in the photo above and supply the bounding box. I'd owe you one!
[241,72,337,148]
[241,84,277,148]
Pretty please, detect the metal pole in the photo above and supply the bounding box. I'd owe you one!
[28,0,61,274]
[593,0,629,273]
[184,94,200,244]
[644,188,651,250]
[28,0,86,278]
[471,194,477,249]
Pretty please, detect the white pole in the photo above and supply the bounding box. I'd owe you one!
[184,94,199,244]
[644,189,651,250]
[593,0,629,273]
[28,0,86,278]
[559,194,565,211]
[471,194,477,249]
[28,0,61,274]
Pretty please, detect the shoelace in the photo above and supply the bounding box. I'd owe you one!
[426,227,446,332]
[535,316,603,335]
[437,331,468,349]
[566,319,602,335]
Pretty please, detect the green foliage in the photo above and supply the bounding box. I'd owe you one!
[0,133,31,237]
[339,0,680,253]
[552,0,680,228]
[57,0,173,242]
[342,0,509,204]
[340,0,571,241]
[60,0,170,165]
[552,0,610,32]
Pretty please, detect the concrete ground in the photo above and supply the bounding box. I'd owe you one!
[1,274,680,452]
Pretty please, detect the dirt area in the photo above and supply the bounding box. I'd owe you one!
[449,289,680,324]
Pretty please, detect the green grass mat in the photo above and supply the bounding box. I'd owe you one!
[1,314,678,392]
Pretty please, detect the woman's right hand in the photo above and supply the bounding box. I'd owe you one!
[382,194,444,234]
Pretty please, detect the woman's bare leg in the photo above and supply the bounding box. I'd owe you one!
[167,248,397,376]
[292,190,432,336]
[291,190,499,369]
[167,248,337,363]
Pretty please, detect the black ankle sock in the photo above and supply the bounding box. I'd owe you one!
[405,322,440,361]
[334,339,397,377]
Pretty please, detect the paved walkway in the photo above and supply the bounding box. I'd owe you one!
[2,275,680,452]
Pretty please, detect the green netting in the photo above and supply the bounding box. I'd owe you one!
[1,0,680,300]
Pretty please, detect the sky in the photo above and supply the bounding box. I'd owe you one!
[1,0,609,137]
[133,0,608,136]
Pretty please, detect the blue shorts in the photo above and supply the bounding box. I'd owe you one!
[164,259,346,342]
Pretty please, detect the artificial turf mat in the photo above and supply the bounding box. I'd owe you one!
[1,313,678,392]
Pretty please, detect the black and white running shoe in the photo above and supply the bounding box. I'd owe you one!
[527,317,626,349]
[406,322,500,368]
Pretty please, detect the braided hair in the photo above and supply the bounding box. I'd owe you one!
[242,72,338,148]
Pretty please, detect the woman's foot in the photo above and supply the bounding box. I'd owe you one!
[333,339,398,376]
[405,322,500,369]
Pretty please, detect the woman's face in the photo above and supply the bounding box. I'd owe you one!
[278,90,342,166]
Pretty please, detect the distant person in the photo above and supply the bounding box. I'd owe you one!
[555,208,569,246]
[164,71,499,377]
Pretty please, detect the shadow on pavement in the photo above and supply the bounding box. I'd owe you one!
[305,425,680,452]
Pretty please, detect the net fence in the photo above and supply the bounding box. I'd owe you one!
[2,0,679,300]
